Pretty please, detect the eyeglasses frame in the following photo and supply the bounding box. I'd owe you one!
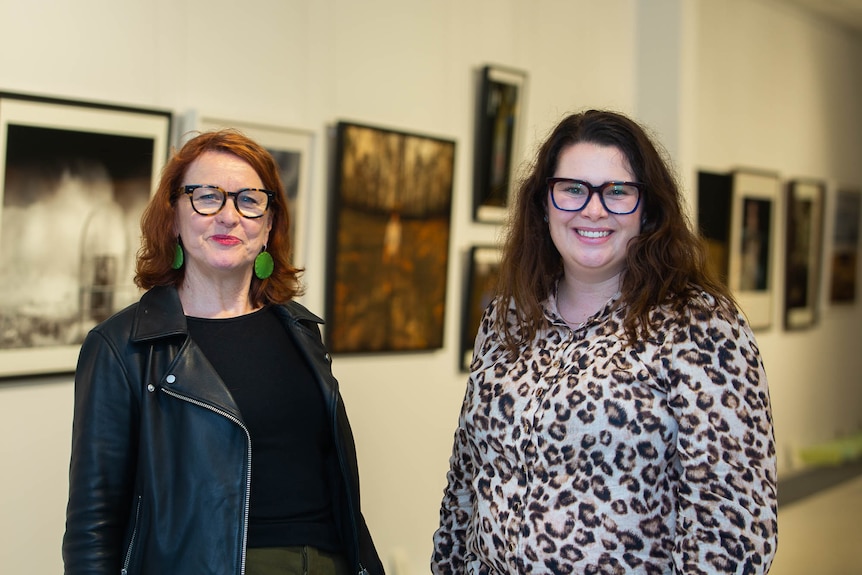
[547,177,644,215]
[180,184,275,219]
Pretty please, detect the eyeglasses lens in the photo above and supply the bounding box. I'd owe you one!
[190,186,269,218]
[551,180,639,215]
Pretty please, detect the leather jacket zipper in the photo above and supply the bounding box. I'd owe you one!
[120,495,142,574]
[159,387,252,575]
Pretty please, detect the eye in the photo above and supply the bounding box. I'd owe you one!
[562,182,588,196]
[605,184,636,197]
[195,191,221,203]
[238,191,265,206]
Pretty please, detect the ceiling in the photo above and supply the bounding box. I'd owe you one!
[779,0,862,33]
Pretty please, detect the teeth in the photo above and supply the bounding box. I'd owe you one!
[578,229,611,238]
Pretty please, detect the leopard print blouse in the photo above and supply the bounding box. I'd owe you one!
[432,290,777,574]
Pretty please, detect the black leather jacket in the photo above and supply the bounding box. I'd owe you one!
[63,285,384,575]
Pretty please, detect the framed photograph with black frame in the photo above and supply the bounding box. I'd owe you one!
[326,121,456,353]
[727,170,780,330]
[0,92,171,378]
[180,112,314,273]
[460,245,501,372]
[829,188,861,304]
[697,170,734,286]
[473,64,527,223]
[784,179,825,329]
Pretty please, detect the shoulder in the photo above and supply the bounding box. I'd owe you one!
[275,301,324,325]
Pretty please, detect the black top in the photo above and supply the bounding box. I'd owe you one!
[187,306,341,552]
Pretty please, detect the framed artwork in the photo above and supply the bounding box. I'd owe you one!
[473,64,527,223]
[0,92,171,378]
[697,170,734,285]
[829,189,861,304]
[460,246,501,372]
[728,170,780,330]
[784,179,825,329]
[326,121,455,353]
[181,112,314,271]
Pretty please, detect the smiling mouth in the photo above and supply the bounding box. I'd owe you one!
[577,229,611,239]
[212,235,241,245]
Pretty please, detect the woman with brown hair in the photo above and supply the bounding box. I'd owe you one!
[433,110,777,574]
[63,130,384,575]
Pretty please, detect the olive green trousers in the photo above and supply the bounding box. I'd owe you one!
[245,546,350,575]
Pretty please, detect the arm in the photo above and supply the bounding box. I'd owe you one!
[432,305,496,574]
[667,305,778,574]
[431,398,476,575]
[63,329,139,574]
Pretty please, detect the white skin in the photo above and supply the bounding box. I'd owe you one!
[547,142,642,327]
[174,151,273,318]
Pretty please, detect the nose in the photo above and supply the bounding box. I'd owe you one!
[581,190,608,218]
[215,196,242,225]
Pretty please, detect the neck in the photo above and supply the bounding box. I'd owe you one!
[178,270,258,319]
[556,274,620,327]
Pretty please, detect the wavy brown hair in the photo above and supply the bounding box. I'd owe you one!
[135,129,304,305]
[496,109,734,354]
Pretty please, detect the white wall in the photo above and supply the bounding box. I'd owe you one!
[694,0,862,471]
[0,1,860,573]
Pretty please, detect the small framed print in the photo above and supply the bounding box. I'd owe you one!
[829,189,861,304]
[784,179,825,329]
[728,170,781,330]
[473,65,527,223]
[697,170,734,286]
[460,246,501,371]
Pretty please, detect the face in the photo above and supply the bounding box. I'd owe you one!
[175,151,273,281]
[547,142,642,283]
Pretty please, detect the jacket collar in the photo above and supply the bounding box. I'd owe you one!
[129,285,325,343]
[130,285,188,343]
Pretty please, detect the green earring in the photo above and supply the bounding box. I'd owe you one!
[254,247,274,280]
[171,241,184,270]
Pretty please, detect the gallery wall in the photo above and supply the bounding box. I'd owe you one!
[0,1,860,574]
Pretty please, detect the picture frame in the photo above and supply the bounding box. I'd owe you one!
[460,245,501,372]
[473,64,527,223]
[326,121,456,353]
[0,92,172,378]
[784,179,825,329]
[697,170,734,286]
[728,170,781,330]
[829,188,861,304]
[180,112,314,272]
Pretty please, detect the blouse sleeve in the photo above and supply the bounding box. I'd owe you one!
[665,304,778,574]
[431,304,498,574]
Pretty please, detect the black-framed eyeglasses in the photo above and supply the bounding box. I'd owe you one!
[181,184,274,219]
[547,178,644,215]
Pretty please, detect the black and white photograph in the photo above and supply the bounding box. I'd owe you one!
[0,93,171,378]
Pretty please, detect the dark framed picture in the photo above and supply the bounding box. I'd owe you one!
[473,64,527,223]
[784,179,825,329]
[728,170,780,330]
[460,246,501,372]
[181,112,314,272]
[0,92,172,378]
[829,189,861,304]
[697,170,734,285]
[326,121,456,353]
